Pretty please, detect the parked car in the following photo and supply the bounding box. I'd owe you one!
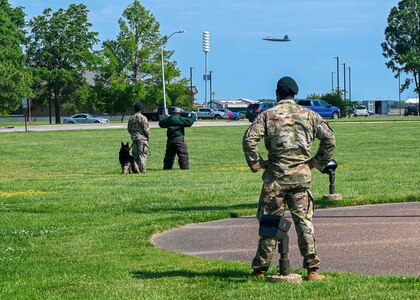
[216,108,241,120]
[245,101,277,122]
[196,108,227,119]
[297,99,340,119]
[354,105,369,117]
[404,105,418,116]
[216,108,233,119]
[231,111,241,120]
[63,113,110,124]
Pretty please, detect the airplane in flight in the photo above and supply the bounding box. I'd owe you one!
[263,35,290,42]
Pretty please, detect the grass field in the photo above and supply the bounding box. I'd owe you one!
[1,121,419,299]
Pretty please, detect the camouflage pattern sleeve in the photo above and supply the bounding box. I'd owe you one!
[243,114,266,172]
[142,115,150,140]
[127,116,134,134]
[309,120,336,172]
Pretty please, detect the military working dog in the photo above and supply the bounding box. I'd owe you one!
[119,142,140,174]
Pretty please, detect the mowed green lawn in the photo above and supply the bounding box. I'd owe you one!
[1,121,419,299]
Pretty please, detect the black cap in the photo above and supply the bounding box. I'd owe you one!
[276,76,299,95]
[134,103,143,112]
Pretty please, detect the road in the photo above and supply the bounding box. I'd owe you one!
[0,120,251,133]
[152,202,420,277]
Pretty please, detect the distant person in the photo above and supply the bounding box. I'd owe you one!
[127,103,150,173]
[243,76,336,281]
[159,107,196,170]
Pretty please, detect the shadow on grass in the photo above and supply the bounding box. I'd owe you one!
[126,203,256,214]
[131,269,250,282]
[153,203,256,212]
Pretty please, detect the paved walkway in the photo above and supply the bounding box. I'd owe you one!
[152,202,420,277]
[0,120,250,133]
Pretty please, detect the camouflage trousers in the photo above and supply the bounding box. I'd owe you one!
[252,181,320,273]
[163,136,189,170]
[132,139,148,173]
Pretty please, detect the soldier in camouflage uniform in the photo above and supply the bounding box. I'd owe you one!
[127,103,150,173]
[243,76,336,281]
[159,107,196,170]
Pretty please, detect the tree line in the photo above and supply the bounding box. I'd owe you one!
[0,0,193,123]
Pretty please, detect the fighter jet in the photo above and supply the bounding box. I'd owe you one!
[263,35,290,42]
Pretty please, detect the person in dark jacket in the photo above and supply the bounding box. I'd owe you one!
[159,107,196,170]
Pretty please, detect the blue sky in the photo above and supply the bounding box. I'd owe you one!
[11,0,417,103]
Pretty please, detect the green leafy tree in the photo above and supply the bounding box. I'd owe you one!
[96,0,192,119]
[26,4,99,123]
[0,0,32,117]
[96,1,159,118]
[382,0,420,113]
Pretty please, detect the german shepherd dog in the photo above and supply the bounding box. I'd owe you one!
[119,142,140,174]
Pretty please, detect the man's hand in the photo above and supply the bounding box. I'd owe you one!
[259,158,269,169]
[249,161,261,173]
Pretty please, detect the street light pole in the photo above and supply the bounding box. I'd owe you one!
[341,62,346,100]
[161,30,184,116]
[331,72,335,92]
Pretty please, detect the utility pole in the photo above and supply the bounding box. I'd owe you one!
[341,63,346,100]
[209,70,213,105]
[348,66,351,101]
[190,67,194,92]
[333,57,340,94]
[398,72,401,116]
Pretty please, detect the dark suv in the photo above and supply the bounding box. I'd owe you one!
[404,105,418,116]
[245,101,276,122]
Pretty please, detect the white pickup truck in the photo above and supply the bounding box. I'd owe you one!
[354,105,369,117]
[196,108,227,120]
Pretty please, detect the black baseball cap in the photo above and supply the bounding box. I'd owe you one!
[277,76,299,95]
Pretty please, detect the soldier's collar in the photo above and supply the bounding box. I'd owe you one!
[278,99,295,104]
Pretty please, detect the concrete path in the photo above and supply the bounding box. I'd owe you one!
[152,202,420,277]
[0,120,250,133]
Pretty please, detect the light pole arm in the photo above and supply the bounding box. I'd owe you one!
[161,30,184,116]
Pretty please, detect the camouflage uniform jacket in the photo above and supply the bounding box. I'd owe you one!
[127,112,150,141]
[243,99,336,185]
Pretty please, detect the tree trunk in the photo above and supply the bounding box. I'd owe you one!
[48,100,52,125]
[417,72,420,115]
[54,90,61,124]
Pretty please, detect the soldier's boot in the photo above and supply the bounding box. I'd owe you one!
[307,269,326,281]
[250,270,266,279]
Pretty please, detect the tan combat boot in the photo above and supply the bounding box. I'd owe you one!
[307,269,326,281]
[251,270,266,279]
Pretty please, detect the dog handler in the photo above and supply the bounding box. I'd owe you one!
[243,76,336,281]
[127,103,150,173]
